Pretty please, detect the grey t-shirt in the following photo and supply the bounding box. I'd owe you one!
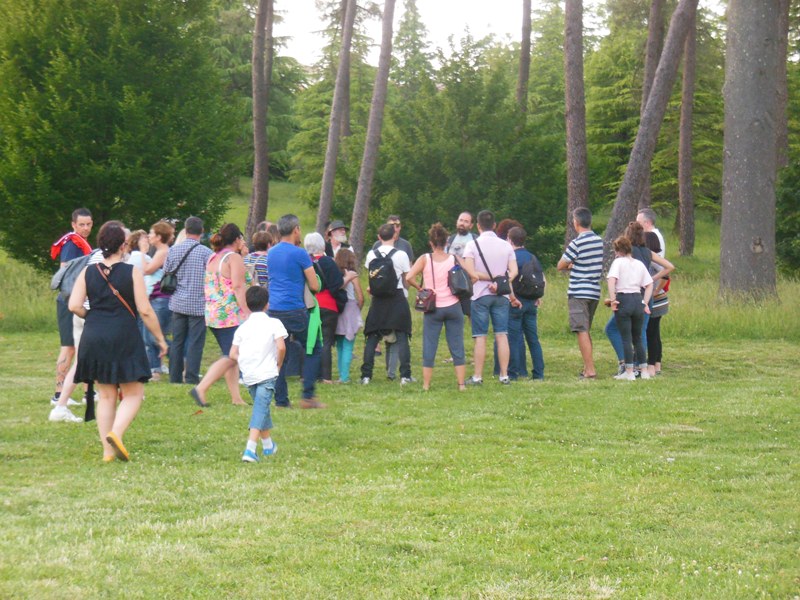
[447,233,475,259]
[372,237,414,263]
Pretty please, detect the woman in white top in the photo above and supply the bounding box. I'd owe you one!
[406,223,466,391]
[607,236,654,381]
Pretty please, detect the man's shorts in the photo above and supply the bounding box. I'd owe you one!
[56,297,74,347]
[568,297,599,333]
[470,295,510,337]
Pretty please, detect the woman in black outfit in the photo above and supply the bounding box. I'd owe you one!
[70,223,167,462]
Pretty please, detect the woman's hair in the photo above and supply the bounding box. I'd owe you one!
[624,221,646,247]
[428,222,449,249]
[644,231,662,254]
[335,247,358,273]
[304,232,326,254]
[210,223,243,251]
[127,230,147,253]
[97,222,127,258]
[496,218,523,240]
[151,221,175,245]
[613,236,632,256]
[252,231,273,252]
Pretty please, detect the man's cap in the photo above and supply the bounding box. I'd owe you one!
[327,219,348,232]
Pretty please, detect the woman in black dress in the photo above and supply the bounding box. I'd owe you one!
[70,223,167,462]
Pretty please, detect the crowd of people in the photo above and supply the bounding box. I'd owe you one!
[48,205,673,463]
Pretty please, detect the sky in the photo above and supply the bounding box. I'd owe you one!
[275,1,724,67]
[276,0,538,66]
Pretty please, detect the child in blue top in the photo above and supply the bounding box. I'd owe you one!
[230,286,287,462]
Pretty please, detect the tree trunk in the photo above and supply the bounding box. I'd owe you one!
[719,0,780,300]
[777,0,789,169]
[339,0,353,138]
[246,0,274,240]
[316,0,357,234]
[564,0,590,244]
[678,9,696,256]
[603,0,698,258]
[349,0,397,259]
[516,0,532,113]
[638,0,665,210]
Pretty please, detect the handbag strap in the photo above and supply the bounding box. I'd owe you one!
[95,264,136,319]
[429,253,435,288]
[473,239,494,279]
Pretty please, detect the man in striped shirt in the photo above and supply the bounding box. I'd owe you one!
[557,208,604,379]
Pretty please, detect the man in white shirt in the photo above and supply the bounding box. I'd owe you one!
[360,223,413,385]
[637,208,666,257]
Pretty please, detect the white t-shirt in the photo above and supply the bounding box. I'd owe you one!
[607,256,653,294]
[447,233,474,259]
[364,244,411,297]
[232,312,288,385]
[653,227,666,258]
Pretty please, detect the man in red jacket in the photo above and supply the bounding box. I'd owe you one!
[50,208,93,412]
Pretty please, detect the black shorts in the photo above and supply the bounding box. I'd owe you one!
[56,296,74,346]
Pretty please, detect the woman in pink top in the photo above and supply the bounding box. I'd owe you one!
[406,223,466,391]
[190,223,251,407]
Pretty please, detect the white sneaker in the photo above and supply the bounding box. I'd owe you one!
[614,371,636,381]
[49,405,83,423]
[361,377,370,385]
[50,396,83,407]
[400,377,413,385]
[639,369,651,380]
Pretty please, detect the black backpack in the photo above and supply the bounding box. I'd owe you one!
[368,249,399,298]
[513,256,545,300]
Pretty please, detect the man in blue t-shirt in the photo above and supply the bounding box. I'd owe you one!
[50,208,93,407]
[557,207,604,379]
[507,227,545,380]
[267,214,324,409]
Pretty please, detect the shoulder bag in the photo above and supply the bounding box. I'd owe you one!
[473,239,511,296]
[159,242,200,294]
[414,254,437,313]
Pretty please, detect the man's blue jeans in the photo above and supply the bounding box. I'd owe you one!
[508,298,544,379]
[269,308,320,404]
[169,312,206,384]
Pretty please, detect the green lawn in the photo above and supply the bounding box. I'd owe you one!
[1,184,798,597]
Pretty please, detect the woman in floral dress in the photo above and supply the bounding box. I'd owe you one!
[189,223,251,406]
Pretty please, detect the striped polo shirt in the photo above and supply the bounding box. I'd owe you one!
[562,231,604,300]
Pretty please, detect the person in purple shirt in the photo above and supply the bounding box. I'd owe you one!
[461,210,519,386]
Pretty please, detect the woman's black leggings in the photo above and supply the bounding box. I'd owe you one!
[647,315,662,366]
[614,293,646,367]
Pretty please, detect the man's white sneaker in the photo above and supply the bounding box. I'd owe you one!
[361,377,370,385]
[49,405,83,423]
[50,396,83,407]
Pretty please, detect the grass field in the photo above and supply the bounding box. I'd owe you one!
[1,183,798,598]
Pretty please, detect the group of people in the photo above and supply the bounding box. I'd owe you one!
[48,204,673,463]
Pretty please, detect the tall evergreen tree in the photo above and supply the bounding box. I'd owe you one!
[517,0,532,112]
[638,0,665,209]
[0,0,238,270]
[720,0,781,299]
[350,0,398,257]
[564,0,590,242]
[677,9,696,256]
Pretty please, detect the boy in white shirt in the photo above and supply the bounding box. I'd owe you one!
[230,286,288,462]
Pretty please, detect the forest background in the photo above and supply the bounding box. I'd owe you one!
[0,0,798,278]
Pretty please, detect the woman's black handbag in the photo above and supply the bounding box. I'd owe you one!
[448,262,472,298]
